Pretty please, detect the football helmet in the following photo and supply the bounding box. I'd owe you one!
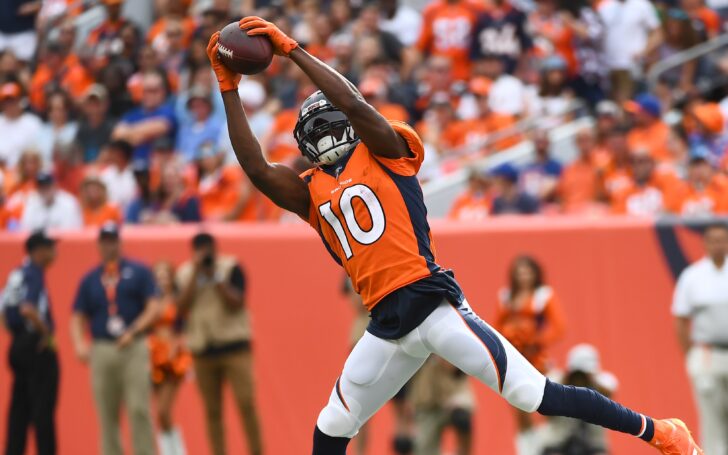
[293,91,359,165]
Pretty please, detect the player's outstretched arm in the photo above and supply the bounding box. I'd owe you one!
[240,17,411,160]
[207,33,310,218]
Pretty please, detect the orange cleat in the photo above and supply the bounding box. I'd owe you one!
[649,419,704,455]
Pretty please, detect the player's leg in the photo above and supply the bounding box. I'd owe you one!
[420,300,700,454]
[313,331,429,455]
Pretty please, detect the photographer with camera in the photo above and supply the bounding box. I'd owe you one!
[176,232,262,455]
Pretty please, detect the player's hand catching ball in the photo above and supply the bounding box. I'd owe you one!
[206,31,242,93]
[239,16,298,56]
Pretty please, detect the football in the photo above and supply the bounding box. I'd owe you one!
[217,21,274,75]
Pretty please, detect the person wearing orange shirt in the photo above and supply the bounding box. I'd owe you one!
[79,174,122,227]
[610,152,684,216]
[150,261,190,455]
[449,168,492,220]
[625,93,683,163]
[28,40,93,112]
[358,77,410,123]
[682,0,722,38]
[600,126,635,201]
[667,151,728,216]
[527,0,578,75]
[3,148,42,226]
[85,0,129,71]
[493,255,566,455]
[415,0,483,81]
[147,0,196,52]
[558,128,603,214]
[262,108,299,165]
[195,145,256,222]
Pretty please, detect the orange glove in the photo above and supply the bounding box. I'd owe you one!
[239,16,298,57]
[206,31,241,93]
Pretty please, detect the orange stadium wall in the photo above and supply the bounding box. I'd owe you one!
[0,218,706,455]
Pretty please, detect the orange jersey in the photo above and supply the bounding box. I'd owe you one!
[29,54,94,112]
[667,175,728,216]
[197,165,258,221]
[610,171,683,216]
[302,122,439,310]
[266,110,300,164]
[83,203,122,227]
[627,122,674,162]
[558,158,600,213]
[493,286,566,372]
[417,0,483,80]
[448,189,491,220]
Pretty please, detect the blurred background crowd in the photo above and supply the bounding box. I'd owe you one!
[1,0,728,230]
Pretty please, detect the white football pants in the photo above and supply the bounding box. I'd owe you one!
[317,300,547,438]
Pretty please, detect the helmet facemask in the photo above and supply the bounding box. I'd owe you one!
[294,107,359,166]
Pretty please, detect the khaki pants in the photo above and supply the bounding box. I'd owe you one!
[90,339,155,455]
[687,346,728,455]
[608,70,635,104]
[193,348,263,455]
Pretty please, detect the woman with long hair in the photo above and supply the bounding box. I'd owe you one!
[149,261,191,455]
[493,255,567,455]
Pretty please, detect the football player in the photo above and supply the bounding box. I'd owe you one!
[207,18,703,455]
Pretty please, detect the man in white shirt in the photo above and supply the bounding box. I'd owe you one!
[100,140,138,212]
[379,0,422,47]
[672,221,728,455]
[598,0,663,103]
[20,173,82,231]
[0,82,42,168]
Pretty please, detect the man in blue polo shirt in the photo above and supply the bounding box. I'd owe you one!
[1,231,58,455]
[69,223,160,455]
[111,71,177,164]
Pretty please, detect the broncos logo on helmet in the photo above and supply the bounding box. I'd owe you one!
[293,91,360,165]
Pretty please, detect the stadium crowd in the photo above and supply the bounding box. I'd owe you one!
[0,0,728,230]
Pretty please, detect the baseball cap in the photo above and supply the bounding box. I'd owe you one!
[0,82,21,101]
[186,85,212,108]
[567,344,600,375]
[469,77,492,97]
[83,84,108,102]
[490,163,519,183]
[595,100,620,117]
[98,222,120,240]
[36,172,55,187]
[624,93,661,118]
[25,230,57,253]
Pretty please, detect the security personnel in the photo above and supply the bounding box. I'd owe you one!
[673,221,728,455]
[69,223,160,455]
[1,231,59,455]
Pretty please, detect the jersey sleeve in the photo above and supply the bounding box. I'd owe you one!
[299,168,320,228]
[372,121,426,177]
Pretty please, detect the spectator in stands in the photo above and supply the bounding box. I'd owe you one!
[158,18,188,79]
[672,221,728,455]
[413,55,460,117]
[684,101,727,164]
[601,126,635,201]
[100,140,138,212]
[3,148,42,226]
[476,52,528,117]
[0,0,39,62]
[1,230,59,455]
[594,100,623,150]
[564,0,607,107]
[520,130,562,205]
[493,255,566,455]
[74,84,115,164]
[558,127,603,214]
[113,71,177,163]
[70,223,159,455]
[86,0,130,72]
[410,356,474,455]
[359,77,410,122]
[0,82,42,169]
[195,144,255,222]
[29,40,93,113]
[527,0,578,75]
[449,168,492,221]
[413,0,483,81]
[610,152,677,216]
[20,172,82,231]
[379,0,423,47]
[654,9,700,107]
[126,161,200,224]
[176,86,222,162]
[682,0,723,38]
[36,90,78,168]
[530,55,576,126]
[598,0,663,103]
[149,261,190,455]
[470,0,532,76]
[491,163,540,215]
[79,173,122,227]
[667,148,728,216]
[353,3,405,66]
[539,344,619,455]
[177,232,263,455]
[415,92,454,178]
[625,93,683,163]
[217,79,273,161]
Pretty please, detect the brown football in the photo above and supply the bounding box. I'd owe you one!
[217,22,273,75]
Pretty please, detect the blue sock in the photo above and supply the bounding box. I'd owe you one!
[537,379,654,442]
[312,425,350,455]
